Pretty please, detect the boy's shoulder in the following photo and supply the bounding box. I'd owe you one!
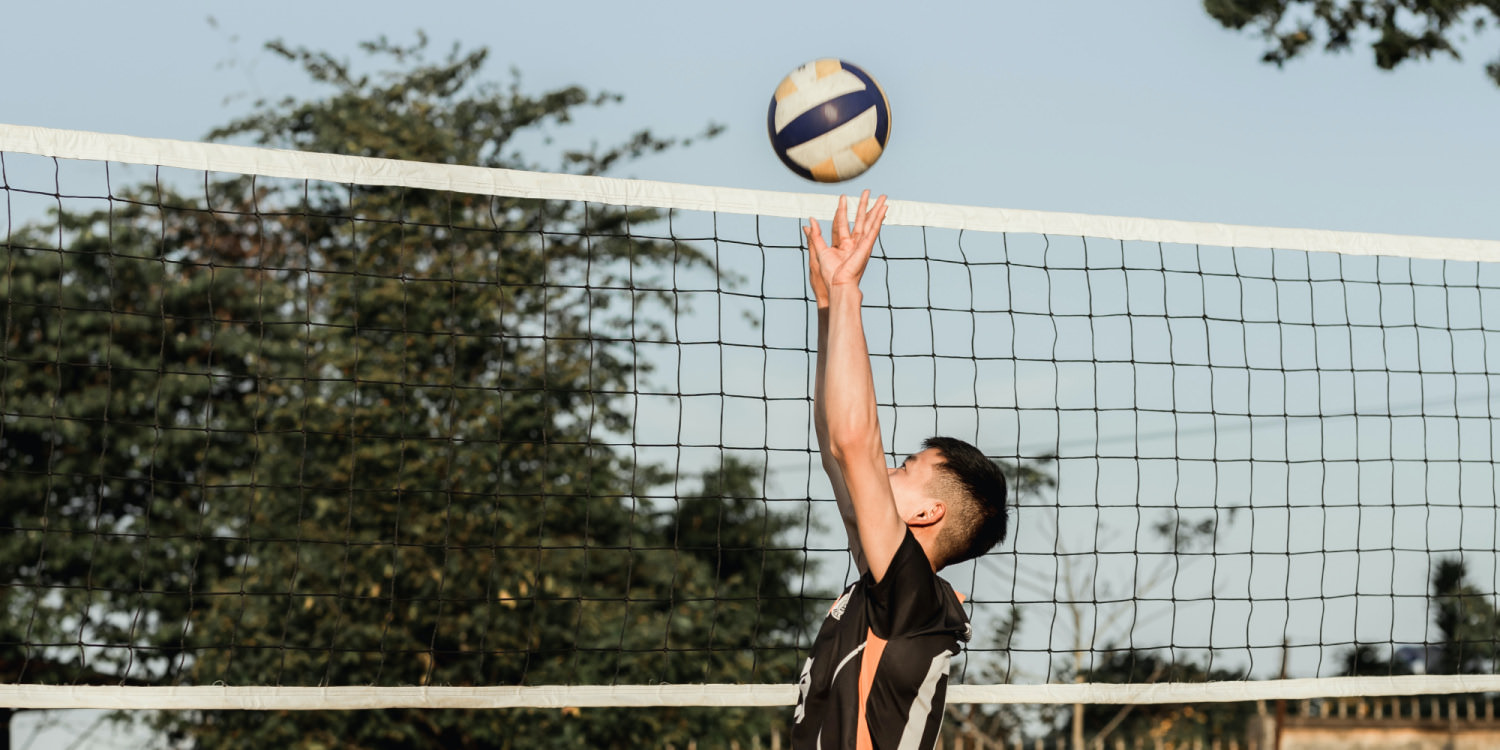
[863,530,970,642]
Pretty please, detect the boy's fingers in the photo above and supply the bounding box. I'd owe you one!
[851,195,886,246]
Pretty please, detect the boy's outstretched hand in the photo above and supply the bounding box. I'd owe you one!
[805,190,888,295]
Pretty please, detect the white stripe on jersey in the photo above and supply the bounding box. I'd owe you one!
[895,648,955,750]
[830,642,866,684]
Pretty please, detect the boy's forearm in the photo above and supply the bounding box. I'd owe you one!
[822,281,903,580]
[822,284,880,458]
[815,301,868,571]
[813,305,832,448]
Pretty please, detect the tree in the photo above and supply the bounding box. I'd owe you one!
[1205,0,1500,88]
[1428,557,1499,675]
[1335,555,1499,678]
[1053,648,1255,749]
[1,35,813,749]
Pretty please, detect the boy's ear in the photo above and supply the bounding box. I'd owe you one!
[905,501,945,528]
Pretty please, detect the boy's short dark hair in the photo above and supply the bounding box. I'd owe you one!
[922,436,1009,567]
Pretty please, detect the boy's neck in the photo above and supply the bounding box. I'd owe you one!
[911,526,944,572]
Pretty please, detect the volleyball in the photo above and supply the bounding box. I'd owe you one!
[767,59,891,183]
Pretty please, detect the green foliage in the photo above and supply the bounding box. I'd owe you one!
[1204,0,1500,87]
[1,195,296,684]
[1059,648,1256,747]
[1339,642,1412,677]
[1335,555,1499,677]
[1429,557,1500,675]
[964,638,1256,747]
[2,35,808,749]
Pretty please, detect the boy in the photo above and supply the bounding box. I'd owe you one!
[791,192,1009,750]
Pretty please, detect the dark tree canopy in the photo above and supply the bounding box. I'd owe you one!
[1204,0,1500,87]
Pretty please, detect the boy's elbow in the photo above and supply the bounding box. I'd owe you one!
[827,428,878,463]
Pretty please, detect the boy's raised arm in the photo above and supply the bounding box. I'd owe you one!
[805,191,905,583]
[810,246,867,576]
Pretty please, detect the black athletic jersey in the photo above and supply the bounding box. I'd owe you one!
[791,529,971,750]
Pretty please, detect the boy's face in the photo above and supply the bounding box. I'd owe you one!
[887,447,945,524]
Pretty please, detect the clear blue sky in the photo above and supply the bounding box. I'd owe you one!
[6,1,1499,241]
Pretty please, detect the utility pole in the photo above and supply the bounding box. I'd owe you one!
[1274,638,1288,750]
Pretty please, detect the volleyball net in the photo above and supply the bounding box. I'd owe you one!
[2,124,1499,711]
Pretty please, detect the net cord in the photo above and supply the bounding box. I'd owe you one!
[2,123,1498,261]
[4,675,1500,710]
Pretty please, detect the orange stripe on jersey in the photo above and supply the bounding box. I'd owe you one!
[855,628,887,750]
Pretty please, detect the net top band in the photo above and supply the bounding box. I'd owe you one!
[3,122,1498,262]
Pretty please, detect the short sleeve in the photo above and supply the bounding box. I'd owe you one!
[862,529,958,640]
